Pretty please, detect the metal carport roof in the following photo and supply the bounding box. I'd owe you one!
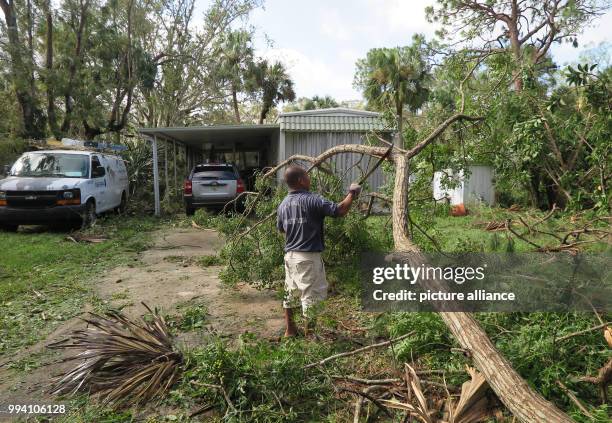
[138,124,280,149]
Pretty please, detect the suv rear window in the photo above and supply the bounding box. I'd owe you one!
[192,165,236,180]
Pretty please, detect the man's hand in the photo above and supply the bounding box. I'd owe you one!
[349,183,362,198]
[337,183,361,217]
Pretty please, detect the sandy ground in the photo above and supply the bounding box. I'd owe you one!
[0,227,284,418]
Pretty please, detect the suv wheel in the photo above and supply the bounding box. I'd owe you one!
[0,223,18,232]
[185,205,195,216]
[81,200,97,229]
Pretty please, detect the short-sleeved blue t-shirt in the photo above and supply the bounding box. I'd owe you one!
[277,190,339,252]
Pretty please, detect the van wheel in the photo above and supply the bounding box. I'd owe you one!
[0,223,18,232]
[81,200,97,229]
[116,192,127,214]
[185,205,195,216]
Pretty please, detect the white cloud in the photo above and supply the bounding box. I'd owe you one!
[318,9,353,41]
[260,48,357,99]
[247,0,611,102]
[368,0,435,37]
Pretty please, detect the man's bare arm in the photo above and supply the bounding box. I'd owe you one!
[336,183,362,217]
[336,192,355,217]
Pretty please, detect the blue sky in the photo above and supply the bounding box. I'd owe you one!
[198,0,612,101]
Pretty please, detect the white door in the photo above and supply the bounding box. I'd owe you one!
[103,155,122,208]
[90,155,110,212]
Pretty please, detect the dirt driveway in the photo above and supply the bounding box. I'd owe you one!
[0,227,284,414]
[97,227,284,338]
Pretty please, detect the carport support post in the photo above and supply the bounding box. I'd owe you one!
[173,140,177,197]
[278,129,286,183]
[152,134,161,216]
[164,139,169,200]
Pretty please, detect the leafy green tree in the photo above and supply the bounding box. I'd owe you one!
[217,29,255,123]
[135,0,259,128]
[248,59,296,124]
[354,35,430,147]
[0,0,46,138]
[426,0,610,91]
[0,0,261,139]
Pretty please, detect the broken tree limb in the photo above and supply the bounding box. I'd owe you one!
[554,322,612,342]
[389,149,572,421]
[263,155,333,178]
[555,380,595,419]
[304,332,415,369]
[332,375,458,391]
[264,145,388,180]
[232,109,574,422]
[340,386,394,419]
[571,358,612,404]
[404,114,484,160]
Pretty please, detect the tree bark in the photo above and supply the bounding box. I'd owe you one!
[231,82,241,123]
[259,103,268,124]
[61,0,89,134]
[0,0,44,138]
[255,112,574,422]
[43,0,59,138]
[437,312,573,422]
[390,153,573,423]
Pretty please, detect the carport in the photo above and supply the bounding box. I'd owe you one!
[139,108,393,216]
[138,124,279,216]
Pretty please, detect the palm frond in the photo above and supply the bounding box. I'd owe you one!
[48,303,182,409]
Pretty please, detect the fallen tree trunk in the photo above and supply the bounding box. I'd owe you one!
[238,112,574,421]
[391,153,573,423]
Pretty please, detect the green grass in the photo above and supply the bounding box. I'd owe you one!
[2,205,609,421]
[364,205,612,414]
[0,215,166,357]
[367,204,611,253]
[198,254,224,267]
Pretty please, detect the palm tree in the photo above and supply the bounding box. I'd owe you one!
[218,30,254,123]
[248,60,296,124]
[285,95,339,111]
[308,95,339,110]
[355,36,430,147]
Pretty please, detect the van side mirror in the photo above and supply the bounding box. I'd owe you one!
[2,165,10,176]
[92,165,106,178]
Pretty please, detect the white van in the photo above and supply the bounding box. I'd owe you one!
[0,150,129,230]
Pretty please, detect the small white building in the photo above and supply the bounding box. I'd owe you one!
[433,165,495,207]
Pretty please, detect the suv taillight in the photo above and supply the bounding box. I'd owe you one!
[237,178,245,193]
[184,180,192,195]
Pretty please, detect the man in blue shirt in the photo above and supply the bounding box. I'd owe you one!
[277,165,361,337]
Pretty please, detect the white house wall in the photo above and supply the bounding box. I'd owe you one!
[433,166,495,206]
[433,170,464,205]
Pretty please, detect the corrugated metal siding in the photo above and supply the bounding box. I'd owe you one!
[284,132,386,190]
[433,166,495,206]
[279,115,391,132]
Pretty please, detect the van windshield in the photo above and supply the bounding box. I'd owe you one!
[11,153,90,178]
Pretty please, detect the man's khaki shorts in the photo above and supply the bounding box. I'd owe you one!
[283,251,328,314]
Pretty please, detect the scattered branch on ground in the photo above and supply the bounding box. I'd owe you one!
[555,380,595,419]
[304,332,415,369]
[571,358,612,404]
[554,322,612,343]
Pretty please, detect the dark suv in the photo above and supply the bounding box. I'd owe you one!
[183,163,245,215]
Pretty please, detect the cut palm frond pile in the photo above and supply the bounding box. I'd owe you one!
[48,303,182,409]
[337,364,504,422]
